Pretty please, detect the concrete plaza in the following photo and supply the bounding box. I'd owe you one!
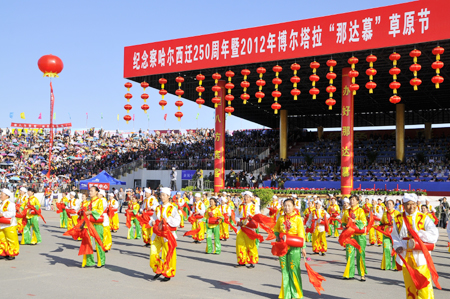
[1,210,449,299]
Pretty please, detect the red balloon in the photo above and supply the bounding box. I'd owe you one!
[38,54,63,77]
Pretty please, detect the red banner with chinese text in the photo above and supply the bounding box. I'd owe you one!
[341,68,353,196]
[124,0,448,78]
[214,81,226,193]
[88,183,110,191]
[10,123,72,128]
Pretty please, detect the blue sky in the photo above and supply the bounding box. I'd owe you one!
[0,0,407,132]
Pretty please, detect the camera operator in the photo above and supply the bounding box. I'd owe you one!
[196,168,203,191]
[439,197,449,228]
[170,167,177,191]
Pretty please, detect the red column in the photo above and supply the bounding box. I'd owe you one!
[341,68,354,196]
[214,80,226,193]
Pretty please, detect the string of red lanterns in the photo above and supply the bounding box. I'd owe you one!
[309,61,320,99]
[196,74,206,107]
[256,67,266,103]
[409,49,422,91]
[158,78,167,109]
[175,76,184,121]
[240,69,251,104]
[141,81,149,113]
[348,56,359,95]
[432,46,445,89]
[124,82,132,124]
[271,65,282,114]
[225,70,235,115]
[389,52,401,104]
[212,73,222,108]
[290,63,300,100]
[325,59,336,110]
[365,54,377,93]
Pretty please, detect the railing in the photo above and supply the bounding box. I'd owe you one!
[188,179,213,190]
[227,147,270,159]
[109,158,143,178]
[144,159,243,170]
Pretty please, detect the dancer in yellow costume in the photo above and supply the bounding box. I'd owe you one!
[191,193,206,243]
[66,192,80,230]
[81,187,105,268]
[293,195,302,213]
[219,196,232,241]
[342,195,367,281]
[303,199,315,242]
[142,188,158,246]
[175,192,186,228]
[150,187,181,282]
[127,195,142,239]
[327,197,341,238]
[380,198,400,271]
[205,197,224,254]
[374,198,385,246]
[99,190,112,252]
[274,198,307,299]
[369,198,378,245]
[0,189,20,260]
[268,195,281,220]
[307,199,329,256]
[392,193,440,299]
[108,193,120,232]
[234,191,259,268]
[21,188,41,245]
[362,198,372,243]
[15,187,28,235]
[202,192,210,209]
[59,193,70,228]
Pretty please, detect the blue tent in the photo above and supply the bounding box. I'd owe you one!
[79,170,126,190]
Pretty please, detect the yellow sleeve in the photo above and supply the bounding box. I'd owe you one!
[336,205,341,214]
[359,209,367,226]
[381,212,388,225]
[342,211,348,225]
[274,216,282,233]
[296,216,306,239]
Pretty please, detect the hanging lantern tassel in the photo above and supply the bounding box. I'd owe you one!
[389,52,402,104]
[241,69,251,104]
[256,67,266,103]
[326,59,337,110]
[196,74,206,108]
[212,73,222,108]
[309,61,320,99]
[432,46,445,89]
[348,56,359,95]
[290,63,301,100]
[272,65,282,114]
[409,49,422,91]
[158,78,168,110]
[365,54,377,94]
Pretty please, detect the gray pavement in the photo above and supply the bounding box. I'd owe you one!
[1,210,449,298]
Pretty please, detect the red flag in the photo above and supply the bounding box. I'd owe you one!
[38,113,42,120]
[164,114,167,121]
[133,114,135,121]
[86,112,88,119]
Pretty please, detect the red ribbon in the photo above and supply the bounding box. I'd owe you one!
[63,212,106,255]
[305,261,326,295]
[153,220,177,271]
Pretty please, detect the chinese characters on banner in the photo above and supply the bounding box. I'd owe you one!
[88,183,110,190]
[124,0,445,78]
[214,81,226,192]
[10,123,72,128]
[341,68,354,196]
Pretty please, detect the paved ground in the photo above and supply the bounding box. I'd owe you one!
[1,210,449,299]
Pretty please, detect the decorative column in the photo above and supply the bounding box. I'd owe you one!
[317,126,324,140]
[214,80,226,193]
[424,122,432,140]
[396,103,405,162]
[341,67,354,197]
[279,110,288,160]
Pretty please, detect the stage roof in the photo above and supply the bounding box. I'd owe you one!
[124,0,450,129]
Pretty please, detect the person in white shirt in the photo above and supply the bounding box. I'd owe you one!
[149,187,181,282]
[392,193,440,298]
[0,189,20,260]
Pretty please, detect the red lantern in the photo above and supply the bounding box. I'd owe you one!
[309,61,320,99]
[271,102,281,114]
[212,73,222,81]
[326,59,337,109]
[123,115,132,124]
[349,83,360,93]
[389,95,401,104]
[212,73,221,107]
[389,52,401,103]
[175,111,183,121]
[325,98,336,110]
[255,91,265,102]
[125,93,132,102]
[196,98,205,108]
[366,54,377,93]
[347,56,359,95]
[141,81,149,91]
[124,82,132,91]
[272,90,282,98]
[256,67,266,103]
[225,70,235,110]
[124,104,132,113]
[159,100,167,110]
[38,54,64,78]
[225,106,234,116]
[212,97,221,106]
[409,49,422,91]
[225,94,234,105]
[196,74,205,108]
[159,78,167,102]
[291,63,301,100]
[141,104,149,113]
[141,93,149,103]
[241,69,251,104]
[159,89,167,98]
[240,93,250,104]
[175,89,184,97]
[175,100,183,110]
[432,46,445,89]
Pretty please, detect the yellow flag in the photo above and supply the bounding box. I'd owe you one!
[20,112,25,119]
[117,114,119,121]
